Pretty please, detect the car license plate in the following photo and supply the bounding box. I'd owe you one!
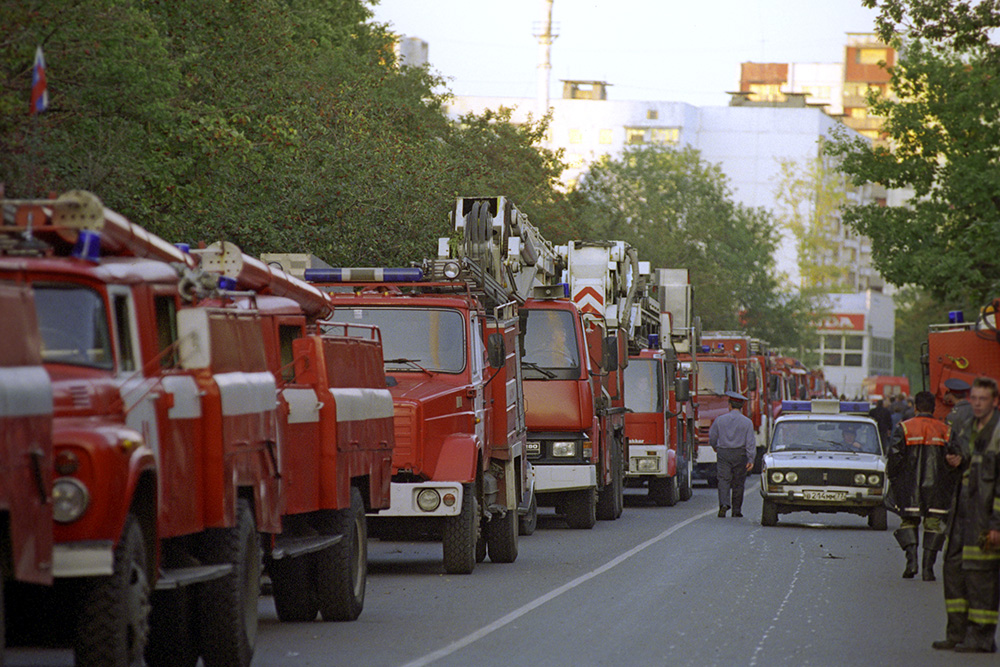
[803,490,847,501]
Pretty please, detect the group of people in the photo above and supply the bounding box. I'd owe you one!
[886,377,1000,654]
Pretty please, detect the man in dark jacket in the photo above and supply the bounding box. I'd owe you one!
[869,395,893,446]
[933,376,1000,653]
[887,391,953,580]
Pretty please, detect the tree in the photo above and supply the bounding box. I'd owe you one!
[827,2,1000,303]
[571,144,815,348]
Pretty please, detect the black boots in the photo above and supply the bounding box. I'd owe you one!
[894,527,919,578]
[922,550,937,581]
[922,531,946,582]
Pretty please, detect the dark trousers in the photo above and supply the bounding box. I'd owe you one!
[716,448,748,512]
[942,522,969,642]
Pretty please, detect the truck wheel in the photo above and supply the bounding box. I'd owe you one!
[146,588,199,667]
[270,555,318,622]
[868,505,888,531]
[565,488,597,529]
[679,456,693,502]
[443,484,478,574]
[649,477,678,507]
[315,486,367,621]
[761,500,779,526]
[486,508,519,563]
[476,530,487,563]
[74,513,151,667]
[596,443,624,520]
[198,498,261,667]
[519,493,538,536]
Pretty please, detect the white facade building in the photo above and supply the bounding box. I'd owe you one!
[814,291,895,400]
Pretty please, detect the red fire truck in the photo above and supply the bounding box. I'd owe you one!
[307,198,531,573]
[680,342,741,488]
[623,267,696,505]
[924,302,1000,420]
[0,281,53,658]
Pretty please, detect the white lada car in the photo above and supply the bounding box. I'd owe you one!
[760,399,887,530]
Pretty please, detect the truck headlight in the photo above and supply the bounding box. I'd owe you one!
[53,477,90,523]
[416,489,441,512]
[552,441,577,457]
[636,457,660,472]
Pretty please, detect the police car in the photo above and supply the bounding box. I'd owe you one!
[760,399,887,530]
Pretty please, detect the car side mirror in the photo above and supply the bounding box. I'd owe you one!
[487,333,506,368]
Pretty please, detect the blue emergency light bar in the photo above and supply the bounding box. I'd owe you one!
[781,400,870,414]
[304,267,424,283]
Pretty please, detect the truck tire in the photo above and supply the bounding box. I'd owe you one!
[315,487,367,622]
[271,555,318,622]
[565,488,596,529]
[443,484,478,574]
[761,500,779,526]
[476,530,487,563]
[868,505,888,531]
[519,493,538,536]
[198,498,260,667]
[146,588,199,667]
[486,508,519,563]
[649,476,678,507]
[679,456,693,502]
[74,513,151,667]
[596,442,624,521]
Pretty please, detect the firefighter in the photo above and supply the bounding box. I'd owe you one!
[886,391,953,581]
[933,376,1000,653]
[709,391,755,518]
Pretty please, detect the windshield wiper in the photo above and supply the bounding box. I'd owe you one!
[384,358,433,376]
[521,361,556,378]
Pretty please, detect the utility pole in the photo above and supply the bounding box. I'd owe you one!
[534,0,556,118]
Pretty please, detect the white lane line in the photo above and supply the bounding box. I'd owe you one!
[749,539,805,666]
[400,504,721,667]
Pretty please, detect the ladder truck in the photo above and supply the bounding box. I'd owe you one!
[623,267,697,505]
[304,196,532,573]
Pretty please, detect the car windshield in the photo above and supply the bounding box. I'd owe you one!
[624,358,662,413]
[697,361,737,395]
[34,284,113,369]
[771,420,881,455]
[327,307,466,373]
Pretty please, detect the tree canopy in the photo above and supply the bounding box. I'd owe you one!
[827,1,1000,303]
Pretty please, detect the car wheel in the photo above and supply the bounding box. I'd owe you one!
[761,499,778,526]
[868,505,888,531]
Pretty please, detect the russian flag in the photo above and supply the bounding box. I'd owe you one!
[30,45,48,115]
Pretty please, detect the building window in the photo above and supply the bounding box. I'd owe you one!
[598,129,613,145]
[824,353,842,366]
[869,336,893,375]
[651,128,680,145]
[625,128,646,145]
[568,129,583,144]
[850,107,867,119]
[748,83,783,101]
[647,109,658,120]
[858,48,887,65]
[844,353,863,367]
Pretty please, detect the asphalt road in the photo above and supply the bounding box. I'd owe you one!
[7,481,995,666]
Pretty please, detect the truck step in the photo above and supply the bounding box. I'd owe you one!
[270,534,343,560]
[156,564,234,590]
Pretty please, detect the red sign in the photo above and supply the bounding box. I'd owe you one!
[816,313,865,331]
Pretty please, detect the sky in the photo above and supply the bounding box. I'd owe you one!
[369,0,882,107]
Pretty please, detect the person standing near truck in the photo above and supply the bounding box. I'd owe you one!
[709,391,755,518]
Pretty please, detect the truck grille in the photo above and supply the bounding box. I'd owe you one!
[392,404,415,466]
[786,469,863,486]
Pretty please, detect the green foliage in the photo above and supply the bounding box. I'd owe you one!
[0,0,567,267]
[571,144,813,349]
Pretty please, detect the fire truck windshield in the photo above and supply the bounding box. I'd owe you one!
[697,361,737,396]
[328,307,466,373]
[519,309,581,378]
[624,358,663,413]
[34,284,113,369]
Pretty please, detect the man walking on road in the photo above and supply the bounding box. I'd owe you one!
[933,376,1000,653]
[886,391,953,580]
[709,391,755,518]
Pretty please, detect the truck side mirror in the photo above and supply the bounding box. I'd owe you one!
[487,333,506,368]
[747,369,758,392]
[602,336,618,372]
[675,377,690,403]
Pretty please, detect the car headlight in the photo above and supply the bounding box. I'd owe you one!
[416,489,441,512]
[867,474,881,486]
[53,477,90,523]
[552,441,577,457]
[854,473,867,485]
[785,471,798,484]
[770,471,785,484]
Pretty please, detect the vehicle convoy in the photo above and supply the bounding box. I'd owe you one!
[923,301,1000,420]
[516,229,637,526]
[303,196,533,573]
[0,281,53,658]
[0,191,393,666]
[623,268,696,506]
[759,399,887,530]
[680,342,741,487]
[701,332,772,471]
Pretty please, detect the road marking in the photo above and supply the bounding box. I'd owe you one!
[401,503,722,667]
[749,539,805,666]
